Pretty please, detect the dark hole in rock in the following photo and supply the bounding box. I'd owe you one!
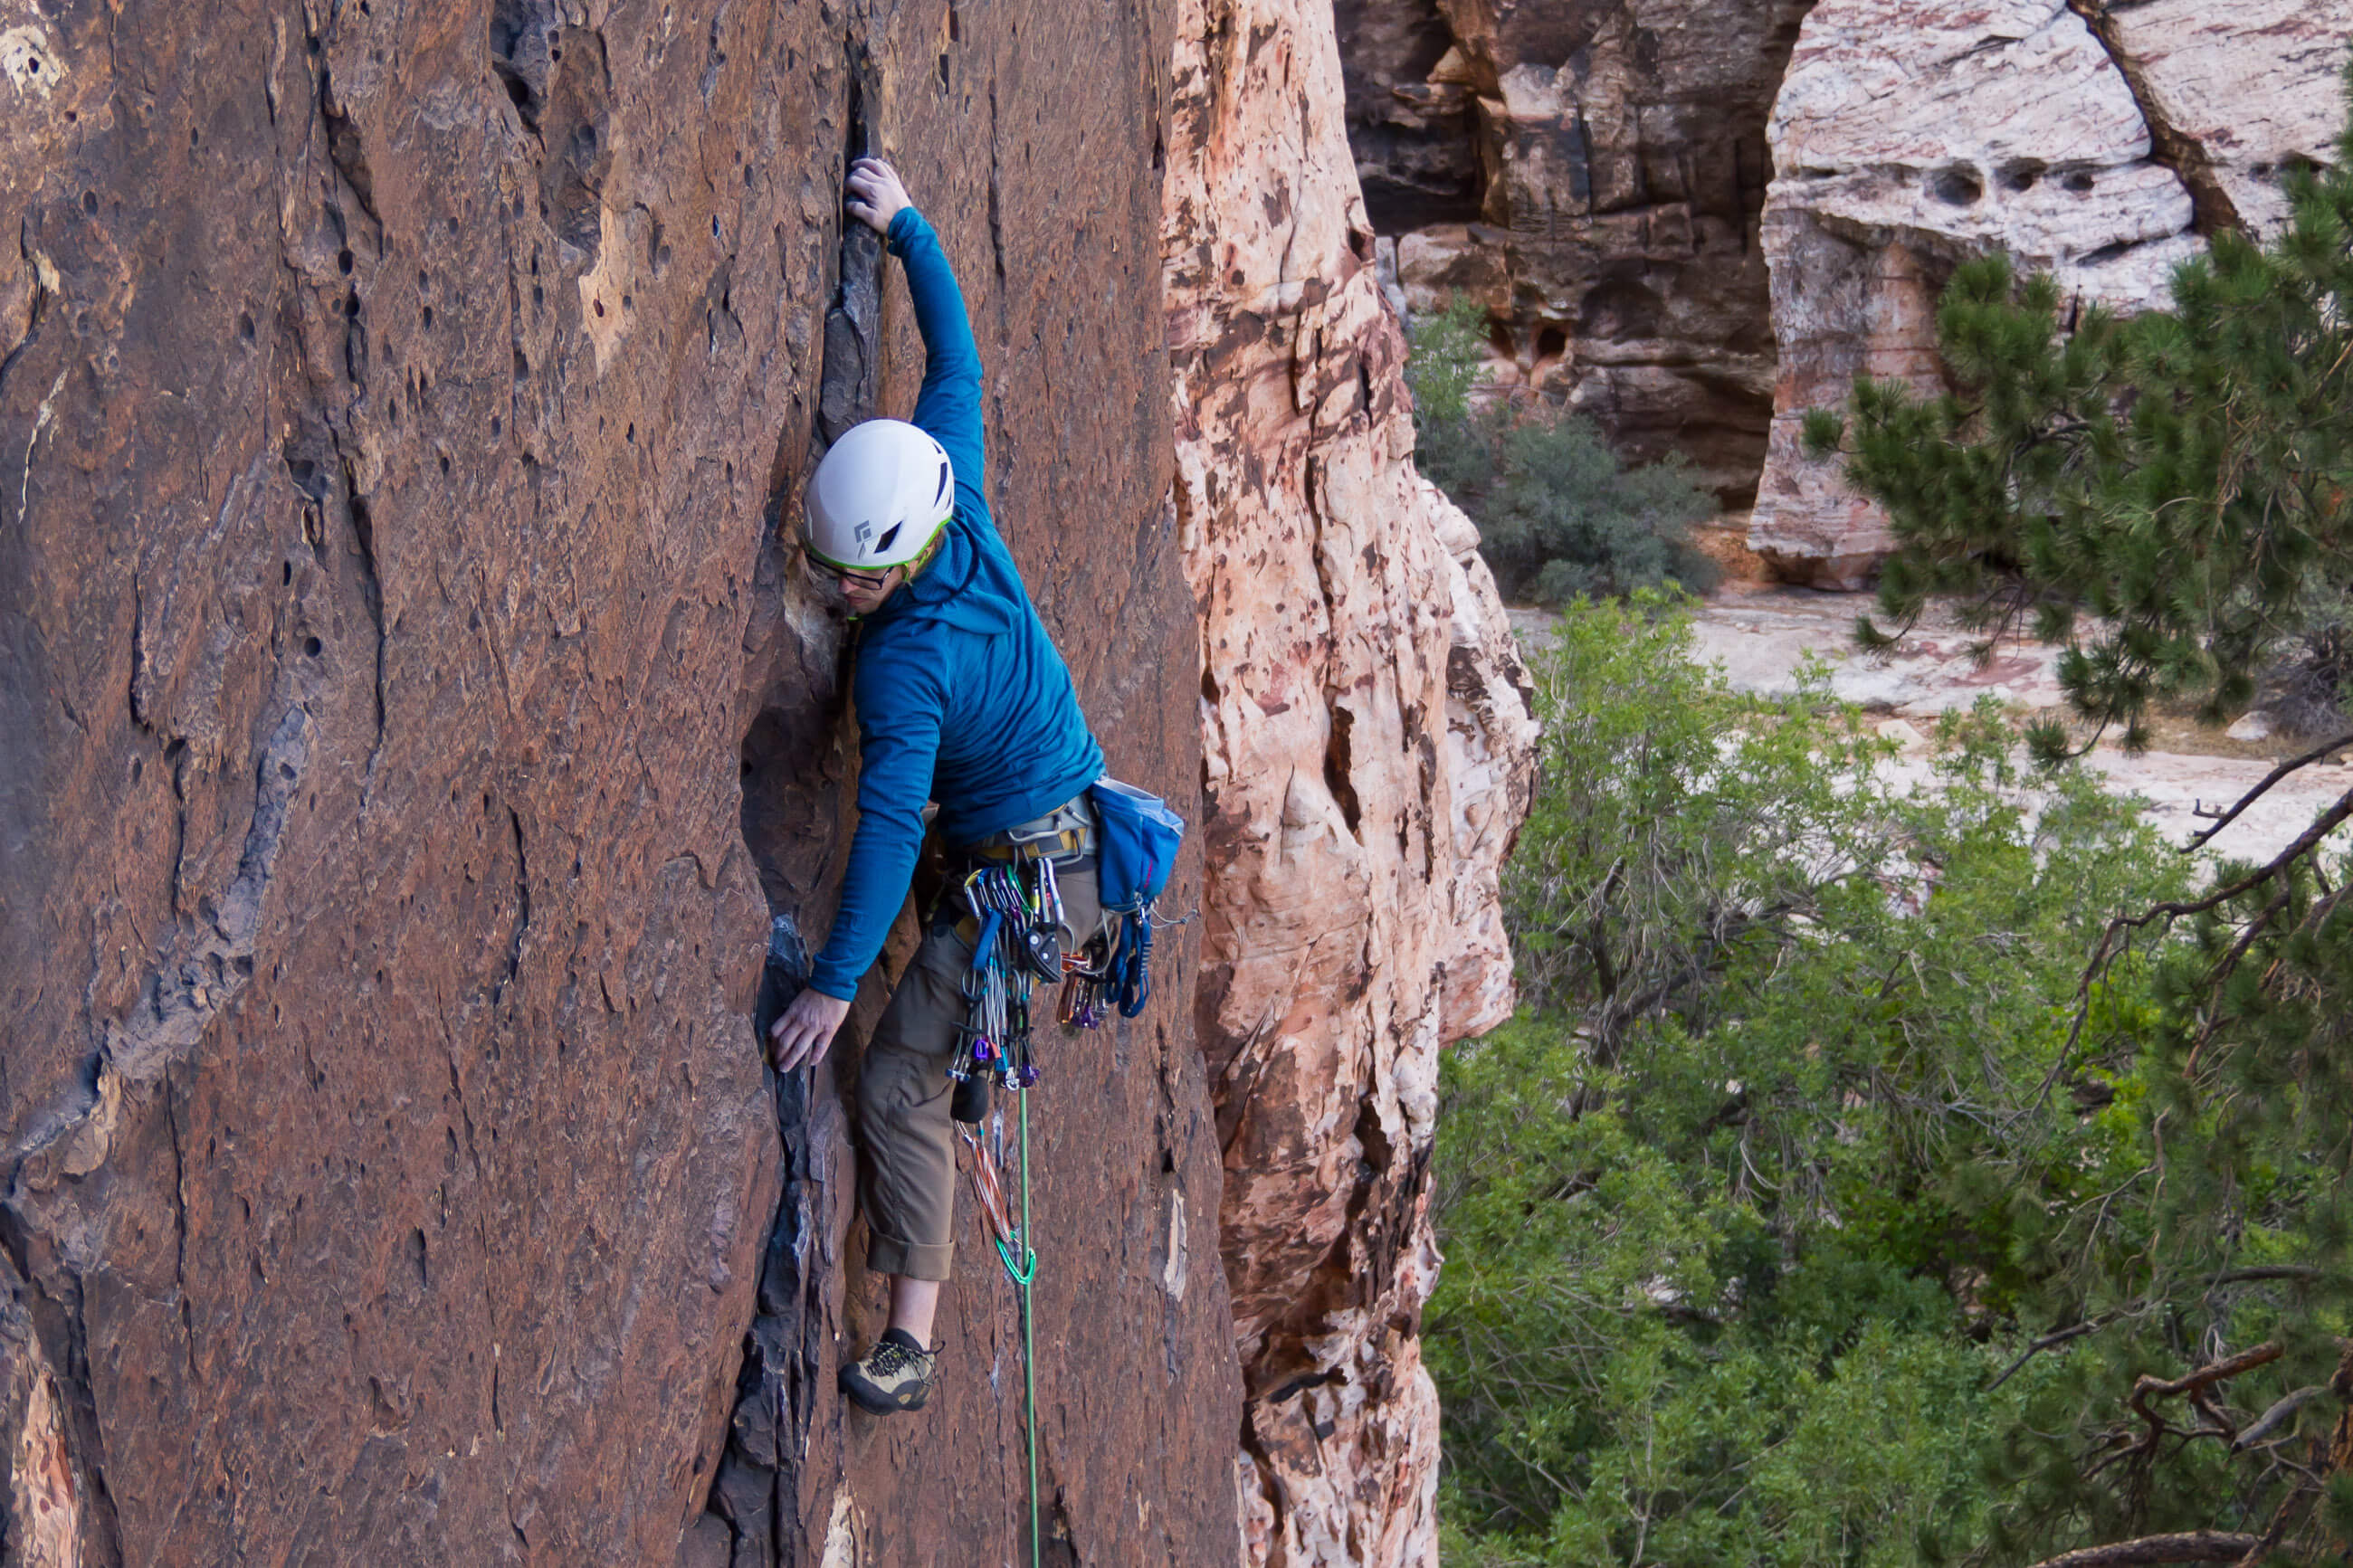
[305,636,323,657]
[2063,169,2097,194]
[1998,158,2045,193]
[338,248,355,273]
[1930,166,1984,206]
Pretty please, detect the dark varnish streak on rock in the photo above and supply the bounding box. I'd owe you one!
[0,1,1235,1563]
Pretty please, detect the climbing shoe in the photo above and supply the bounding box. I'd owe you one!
[840,1328,937,1414]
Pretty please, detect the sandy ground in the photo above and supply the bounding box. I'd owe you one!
[1511,586,2352,868]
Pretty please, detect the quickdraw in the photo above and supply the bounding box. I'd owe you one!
[1056,903,1156,1027]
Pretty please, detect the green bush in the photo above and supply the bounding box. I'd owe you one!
[1432,596,2211,1566]
[1406,298,1718,604]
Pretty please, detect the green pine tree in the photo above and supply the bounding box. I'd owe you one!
[1804,63,2353,1568]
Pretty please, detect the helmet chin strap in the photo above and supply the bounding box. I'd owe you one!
[902,528,947,580]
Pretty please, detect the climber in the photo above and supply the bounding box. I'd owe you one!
[766,157,1110,1418]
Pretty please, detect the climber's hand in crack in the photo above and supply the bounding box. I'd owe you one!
[769,987,852,1071]
[844,157,911,236]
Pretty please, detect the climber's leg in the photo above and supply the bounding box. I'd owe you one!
[840,923,969,1414]
[889,1276,941,1342]
[856,917,972,1288]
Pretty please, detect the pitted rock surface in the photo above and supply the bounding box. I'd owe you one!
[1,1,1236,1563]
[1750,0,2353,585]
[1167,0,1538,1561]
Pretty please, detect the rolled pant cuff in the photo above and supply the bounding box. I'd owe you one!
[868,1231,955,1282]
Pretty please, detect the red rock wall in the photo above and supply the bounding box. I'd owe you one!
[1166,0,1538,1561]
[1,2,1236,1563]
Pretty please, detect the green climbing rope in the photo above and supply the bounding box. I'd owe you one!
[1017,1085,1041,1568]
[966,1088,1043,1565]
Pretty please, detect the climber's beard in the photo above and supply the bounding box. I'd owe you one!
[805,556,901,617]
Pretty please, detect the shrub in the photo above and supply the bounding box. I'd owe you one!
[1433,596,2200,1566]
[1406,297,1718,603]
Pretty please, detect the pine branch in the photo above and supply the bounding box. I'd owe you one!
[2065,779,2353,1049]
[2231,1383,2327,1453]
[2024,1531,2262,1567]
[1991,1319,2110,1392]
[2129,1342,2286,1451]
[2188,729,2353,850]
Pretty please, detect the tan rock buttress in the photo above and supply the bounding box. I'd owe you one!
[1165,0,1538,1562]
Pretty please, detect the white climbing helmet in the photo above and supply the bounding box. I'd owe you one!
[805,419,957,572]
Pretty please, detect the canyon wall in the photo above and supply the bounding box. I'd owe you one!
[1337,0,1816,504]
[1750,0,2353,585]
[1167,0,1538,1562]
[1334,0,2351,584]
[0,1,1239,1563]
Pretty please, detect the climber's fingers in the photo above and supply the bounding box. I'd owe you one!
[845,157,910,235]
[769,987,852,1071]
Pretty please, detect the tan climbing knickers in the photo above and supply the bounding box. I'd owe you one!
[855,797,1104,1281]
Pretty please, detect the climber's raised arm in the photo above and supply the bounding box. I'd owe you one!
[845,157,987,526]
[776,153,1118,1416]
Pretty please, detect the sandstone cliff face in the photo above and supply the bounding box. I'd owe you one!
[1750,0,2353,585]
[1339,0,1816,504]
[1166,0,1539,1561]
[1,2,1237,1563]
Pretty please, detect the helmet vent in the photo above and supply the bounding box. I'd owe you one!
[935,461,949,506]
[875,522,903,556]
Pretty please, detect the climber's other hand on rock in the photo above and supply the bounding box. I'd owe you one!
[845,157,910,235]
[770,987,853,1071]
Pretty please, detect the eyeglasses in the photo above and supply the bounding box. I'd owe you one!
[807,556,896,591]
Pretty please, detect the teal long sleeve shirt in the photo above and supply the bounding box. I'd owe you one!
[806,207,1107,1000]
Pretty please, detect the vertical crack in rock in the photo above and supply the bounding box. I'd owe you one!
[814,52,884,455]
[710,38,881,1563]
[2063,0,2244,236]
[498,805,531,1003]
